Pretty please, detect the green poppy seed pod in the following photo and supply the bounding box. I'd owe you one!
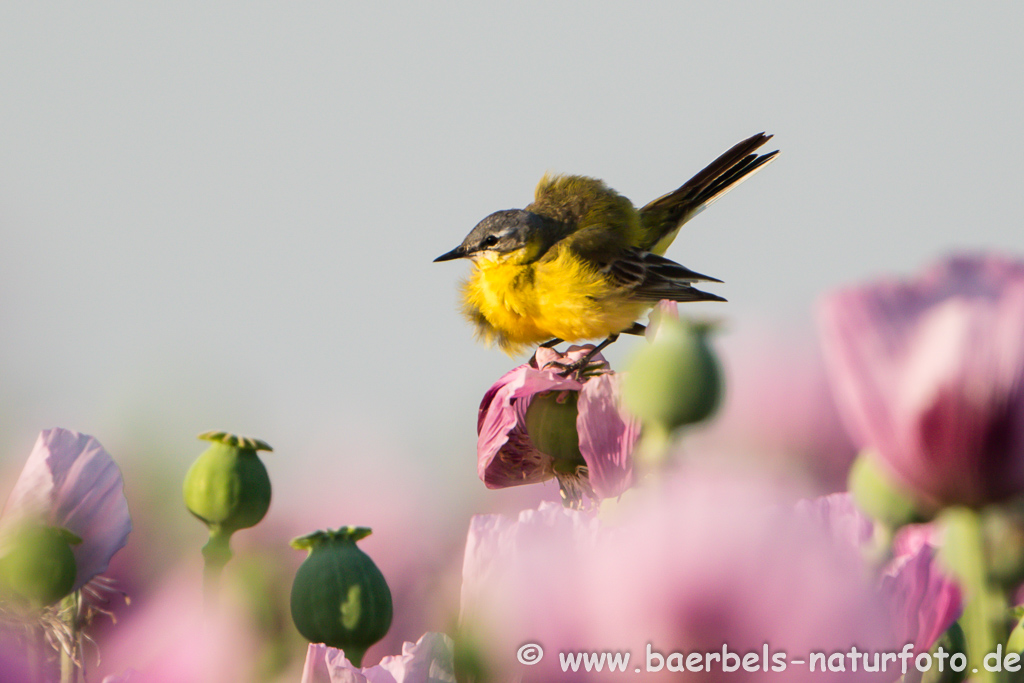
[524,390,585,474]
[847,451,925,529]
[0,526,81,607]
[622,317,722,434]
[290,527,393,667]
[183,431,272,535]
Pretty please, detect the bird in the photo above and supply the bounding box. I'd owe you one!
[434,132,778,364]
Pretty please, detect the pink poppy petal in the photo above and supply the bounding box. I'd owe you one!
[375,633,454,682]
[794,492,874,550]
[881,539,961,651]
[302,633,454,683]
[301,644,336,683]
[576,374,637,499]
[460,503,598,623]
[327,649,376,682]
[476,361,581,489]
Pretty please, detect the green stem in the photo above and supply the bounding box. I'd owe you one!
[60,646,75,683]
[864,520,895,573]
[346,646,367,669]
[202,527,233,611]
[636,424,672,469]
[59,591,82,683]
[940,507,1008,683]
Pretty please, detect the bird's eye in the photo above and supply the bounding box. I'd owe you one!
[481,235,499,249]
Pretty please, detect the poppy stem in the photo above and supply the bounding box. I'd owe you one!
[202,527,233,611]
[940,507,1007,683]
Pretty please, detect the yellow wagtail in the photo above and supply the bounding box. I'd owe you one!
[435,132,778,363]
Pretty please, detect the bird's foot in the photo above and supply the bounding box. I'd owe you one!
[554,334,619,378]
[555,356,608,379]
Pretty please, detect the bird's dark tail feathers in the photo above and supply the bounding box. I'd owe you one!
[639,132,779,254]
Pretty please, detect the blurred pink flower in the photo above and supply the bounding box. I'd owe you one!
[0,428,131,592]
[882,524,961,652]
[794,491,874,550]
[688,324,858,494]
[0,636,33,683]
[798,493,961,652]
[458,502,598,628]
[477,346,637,503]
[300,632,454,683]
[461,473,894,682]
[94,560,260,683]
[818,254,1024,508]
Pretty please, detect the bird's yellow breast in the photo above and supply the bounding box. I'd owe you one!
[460,246,649,354]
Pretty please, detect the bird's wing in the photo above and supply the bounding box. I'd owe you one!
[602,248,727,303]
[639,132,779,254]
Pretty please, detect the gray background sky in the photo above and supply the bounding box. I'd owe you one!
[1,3,1022,504]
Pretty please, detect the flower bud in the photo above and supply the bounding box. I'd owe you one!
[290,527,393,667]
[183,431,272,535]
[622,317,722,433]
[0,525,81,607]
[524,390,585,475]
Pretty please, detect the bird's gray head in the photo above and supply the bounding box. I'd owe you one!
[434,210,561,263]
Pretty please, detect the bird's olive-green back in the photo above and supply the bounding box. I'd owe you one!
[526,174,642,263]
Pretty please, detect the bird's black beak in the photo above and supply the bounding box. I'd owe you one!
[433,246,466,262]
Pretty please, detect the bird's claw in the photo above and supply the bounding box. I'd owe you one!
[554,356,608,379]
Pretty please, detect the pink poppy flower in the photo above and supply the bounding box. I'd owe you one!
[799,493,961,652]
[300,632,454,683]
[477,346,638,503]
[818,254,1024,508]
[461,474,894,682]
[0,428,131,593]
[457,503,601,681]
